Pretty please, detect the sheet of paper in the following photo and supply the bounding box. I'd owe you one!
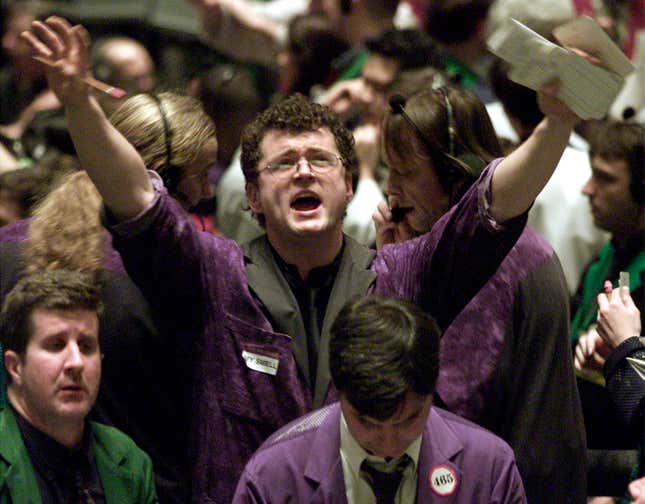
[553,16,634,77]
[487,18,634,119]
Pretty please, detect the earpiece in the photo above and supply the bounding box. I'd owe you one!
[148,94,182,195]
[340,0,352,15]
[388,91,486,182]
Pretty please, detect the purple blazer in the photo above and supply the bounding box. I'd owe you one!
[232,403,527,503]
[106,163,526,503]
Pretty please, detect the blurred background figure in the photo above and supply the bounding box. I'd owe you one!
[90,35,157,115]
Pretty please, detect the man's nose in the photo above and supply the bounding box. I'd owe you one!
[582,177,594,197]
[294,158,315,177]
[65,343,84,371]
[376,429,402,457]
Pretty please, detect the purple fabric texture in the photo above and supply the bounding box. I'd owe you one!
[105,162,529,503]
[232,403,527,503]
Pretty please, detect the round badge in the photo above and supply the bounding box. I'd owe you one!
[429,464,458,496]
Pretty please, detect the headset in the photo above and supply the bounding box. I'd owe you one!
[388,88,486,201]
[148,94,183,197]
[340,0,352,15]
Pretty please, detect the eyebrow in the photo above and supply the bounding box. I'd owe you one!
[357,406,424,426]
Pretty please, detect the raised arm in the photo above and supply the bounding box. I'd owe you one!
[489,82,579,222]
[20,17,153,220]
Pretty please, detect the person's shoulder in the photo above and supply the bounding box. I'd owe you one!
[509,224,555,260]
[248,404,337,467]
[265,404,335,449]
[432,407,515,459]
[90,422,151,464]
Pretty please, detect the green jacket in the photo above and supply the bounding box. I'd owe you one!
[0,407,158,504]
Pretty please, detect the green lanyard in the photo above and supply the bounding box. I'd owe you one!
[571,242,645,344]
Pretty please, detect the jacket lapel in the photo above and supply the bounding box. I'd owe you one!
[92,424,135,503]
[416,409,463,503]
[303,404,348,504]
[244,235,377,405]
[243,236,312,388]
[313,237,376,407]
[0,408,43,504]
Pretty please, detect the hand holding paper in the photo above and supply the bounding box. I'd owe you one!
[487,16,635,119]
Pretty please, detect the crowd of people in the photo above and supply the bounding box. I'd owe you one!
[0,0,643,503]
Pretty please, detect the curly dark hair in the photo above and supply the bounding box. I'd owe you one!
[241,93,358,187]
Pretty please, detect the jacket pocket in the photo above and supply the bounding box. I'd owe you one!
[215,313,309,429]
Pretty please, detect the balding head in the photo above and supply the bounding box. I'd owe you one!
[92,36,156,95]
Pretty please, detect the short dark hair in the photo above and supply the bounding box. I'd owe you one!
[0,270,103,357]
[490,58,543,136]
[426,0,493,44]
[364,28,446,72]
[286,13,350,95]
[589,121,645,206]
[240,93,358,224]
[329,296,441,420]
[0,165,56,222]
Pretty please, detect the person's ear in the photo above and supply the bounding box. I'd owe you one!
[246,182,263,214]
[345,174,354,201]
[4,350,23,386]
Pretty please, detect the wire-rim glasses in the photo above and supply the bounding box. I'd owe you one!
[260,149,342,177]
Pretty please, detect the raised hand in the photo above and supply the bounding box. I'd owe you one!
[596,281,641,349]
[536,80,578,126]
[20,16,92,106]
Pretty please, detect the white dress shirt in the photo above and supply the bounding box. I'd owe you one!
[340,412,421,504]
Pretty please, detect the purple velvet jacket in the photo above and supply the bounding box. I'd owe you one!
[435,221,586,501]
[232,403,527,503]
[106,163,525,503]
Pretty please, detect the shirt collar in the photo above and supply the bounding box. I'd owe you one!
[13,405,95,473]
[340,411,421,477]
[269,238,345,287]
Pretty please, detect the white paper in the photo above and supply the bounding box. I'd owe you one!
[487,17,635,119]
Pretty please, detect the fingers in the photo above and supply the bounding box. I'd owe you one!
[620,285,637,309]
[46,16,75,57]
[20,24,55,60]
[597,291,610,312]
[375,200,392,222]
[30,19,66,60]
[70,24,91,68]
[567,46,603,66]
[603,280,613,294]
[539,79,560,96]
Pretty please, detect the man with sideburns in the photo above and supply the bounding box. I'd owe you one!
[0,269,158,503]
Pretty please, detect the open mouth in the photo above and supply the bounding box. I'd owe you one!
[291,195,321,212]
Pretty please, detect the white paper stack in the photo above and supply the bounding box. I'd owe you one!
[487,16,635,120]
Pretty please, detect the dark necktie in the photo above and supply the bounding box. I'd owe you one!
[360,455,412,504]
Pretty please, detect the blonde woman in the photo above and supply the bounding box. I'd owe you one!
[0,91,218,504]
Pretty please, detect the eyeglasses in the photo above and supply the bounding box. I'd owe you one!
[260,149,342,177]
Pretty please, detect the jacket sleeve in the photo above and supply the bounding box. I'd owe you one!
[232,469,269,504]
[604,337,645,434]
[504,256,587,503]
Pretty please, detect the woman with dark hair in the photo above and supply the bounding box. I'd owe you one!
[373,83,586,502]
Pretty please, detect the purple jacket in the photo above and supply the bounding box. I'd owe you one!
[233,403,527,503]
[107,163,525,503]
